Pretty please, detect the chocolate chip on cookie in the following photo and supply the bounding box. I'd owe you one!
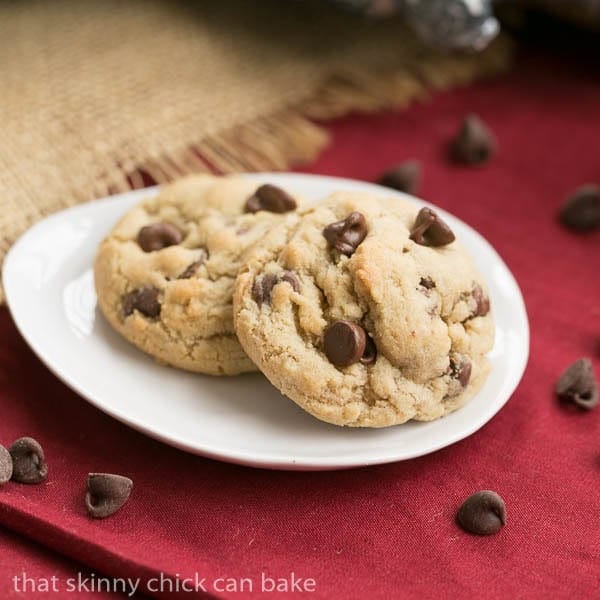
[360,335,377,365]
[556,358,598,410]
[137,223,183,252]
[419,277,436,290]
[324,321,368,368]
[86,473,133,519]
[410,207,455,247]
[177,249,208,279]
[245,184,297,214]
[457,491,506,535]
[450,359,472,387]
[377,160,421,195]
[559,185,600,232]
[123,287,161,318]
[471,284,490,317]
[252,271,300,306]
[323,212,368,256]
[451,114,496,165]
[9,437,48,484]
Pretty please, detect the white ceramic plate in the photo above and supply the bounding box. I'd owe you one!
[3,173,528,470]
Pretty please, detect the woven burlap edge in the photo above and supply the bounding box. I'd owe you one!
[0,36,512,304]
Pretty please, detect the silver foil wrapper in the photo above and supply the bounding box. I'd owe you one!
[334,0,600,51]
[402,0,499,51]
[335,0,499,50]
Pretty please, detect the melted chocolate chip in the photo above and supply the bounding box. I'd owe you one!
[451,115,497,165]
[137,223,183,252]
[323,212,368,256]
[457,491,506,535]
[555,358,598,410]
[123,287,161,318]
[252,271,300,306]
[244,184,297,214]
[177,249,208,279]
[559,185,600,232]
[360,335,377,365]
[450,359,472,387]
[9,437,48,484]
[419,277,435,290]
[410,207,455,247]
[377,160,421,194]
[471,284,490,317]
[279,271,300,293]
[324,321,367,368]
[0,445,13,485]
[86,473,133,519]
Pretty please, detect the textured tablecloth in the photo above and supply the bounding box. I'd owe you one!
[0,40,599,599]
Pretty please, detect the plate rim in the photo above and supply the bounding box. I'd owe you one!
[2,173,530,470]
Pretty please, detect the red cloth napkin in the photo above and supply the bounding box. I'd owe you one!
[1,44,599,599]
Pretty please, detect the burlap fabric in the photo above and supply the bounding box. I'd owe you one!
[0,0,512,302]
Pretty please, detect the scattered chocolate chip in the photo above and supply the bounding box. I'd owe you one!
[556,358,598,410]
[323,212,368,256]
[471,284,490,317]
[410,207,455,247]
[122,287,161,318]
[324,321,367,368]
[419,277,435,290]
[559,185,600,232]
[360,335,377,365]
[377,160,421,195]
[85,473,133,519]
[9,437,48,484]
[137,222,183,252]
[177,249,208,279]
[244,184,297,214]
[450,359,472,387]
[451,114,497,165]
[457,491,506,535]
[252,271,300,306]
[0,445,13,485]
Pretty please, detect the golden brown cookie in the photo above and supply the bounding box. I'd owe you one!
[94,174,301,375]
[234,191,494,426]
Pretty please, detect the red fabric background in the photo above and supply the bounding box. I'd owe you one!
[0,41,599,599]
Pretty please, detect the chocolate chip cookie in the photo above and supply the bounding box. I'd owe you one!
[233,192,494,426]
[94,175,300,375]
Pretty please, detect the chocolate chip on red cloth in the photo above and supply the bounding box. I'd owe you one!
[409,207,455,247]
[0,445,13,485]
[324,320,367,368]
[559,185,600,232]
[137,222,183,252]
[377,160,421,194]
[85,473,133,519]
[177,249,208,279]
[471,283,490,317]
[323,212,368,256]
[457,491,506,536]
[122,287,161,318]
[244,184,297,214]
[555,358,598,410]
[252,271,300,306]
[450,114,497,165]
[360,335,377,365]
[9,437,48,484]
